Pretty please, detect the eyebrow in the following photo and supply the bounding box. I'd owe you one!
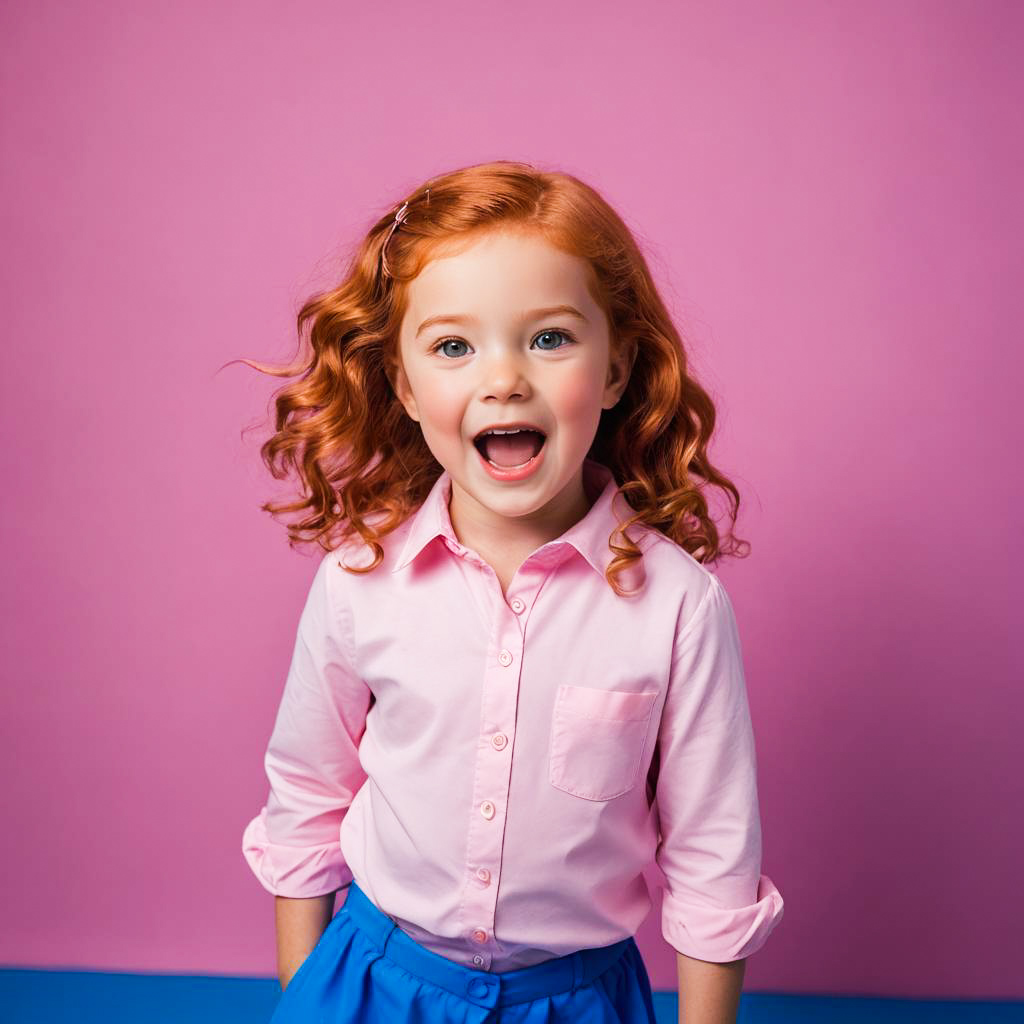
[415,305,588,339]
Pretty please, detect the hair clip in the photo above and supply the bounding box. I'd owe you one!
[380,188,430,278]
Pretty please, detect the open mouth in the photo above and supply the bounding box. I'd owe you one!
[473,427,547,469]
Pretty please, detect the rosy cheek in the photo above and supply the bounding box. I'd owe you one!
[417,381,465,435]
[550,376,599,424]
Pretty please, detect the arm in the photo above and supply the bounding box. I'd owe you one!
[276,893,336,990]
[676,951,745,1024]
[655,573,784,966]
[241,552,371,984]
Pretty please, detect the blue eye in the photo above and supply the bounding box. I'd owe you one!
[533,329,573,351]
[430,329,575,359]
[434,338,470,358]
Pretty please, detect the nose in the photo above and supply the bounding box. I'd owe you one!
[480,348,531,401]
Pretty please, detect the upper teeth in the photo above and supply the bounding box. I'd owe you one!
[485,428,529,435]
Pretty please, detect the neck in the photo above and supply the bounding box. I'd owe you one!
[447,468,594,559]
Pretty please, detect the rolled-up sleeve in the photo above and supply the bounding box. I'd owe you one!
[654,572,784,962]
[241,550,371,898]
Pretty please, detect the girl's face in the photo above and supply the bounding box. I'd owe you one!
[392,228,632,543]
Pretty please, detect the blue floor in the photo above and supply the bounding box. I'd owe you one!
[2,970,1022,1022]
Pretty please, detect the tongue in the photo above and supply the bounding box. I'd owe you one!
[482,430,543,467]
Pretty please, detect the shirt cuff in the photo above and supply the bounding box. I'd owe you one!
[241,806,354,899]
[662,872,785,963]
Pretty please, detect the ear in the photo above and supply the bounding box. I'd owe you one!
[390,358,421,423]
[602,337,636,409]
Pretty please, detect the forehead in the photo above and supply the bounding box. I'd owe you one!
[400,229,599,328]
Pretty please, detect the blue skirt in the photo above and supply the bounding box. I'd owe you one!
[270,880,658,1023]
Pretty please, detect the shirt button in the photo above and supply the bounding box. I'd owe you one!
[476,867,491,883]
[491,733,507,750]
[498,649,513,666]
[480,800,495,819]
[472,929,488,944]
[510,598,525,613]
[473,954,484,966]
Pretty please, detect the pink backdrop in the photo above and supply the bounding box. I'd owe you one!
[1,0,1020,1001]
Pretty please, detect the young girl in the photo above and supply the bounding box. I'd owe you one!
[240,160,784,1023]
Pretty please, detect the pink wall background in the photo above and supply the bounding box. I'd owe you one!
[2,0,1020,1001]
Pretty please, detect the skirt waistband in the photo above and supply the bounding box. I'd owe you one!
[340,880,633,1009]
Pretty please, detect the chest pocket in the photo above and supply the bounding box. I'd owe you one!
[548,685,659,801]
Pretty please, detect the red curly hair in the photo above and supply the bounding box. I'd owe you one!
[236,159,749,596]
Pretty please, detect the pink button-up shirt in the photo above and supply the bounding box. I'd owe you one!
[242,457,784,971]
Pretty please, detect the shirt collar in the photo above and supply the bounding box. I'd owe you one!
[391,457,644,583]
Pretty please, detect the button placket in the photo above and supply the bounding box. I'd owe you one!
[459,574,530,969]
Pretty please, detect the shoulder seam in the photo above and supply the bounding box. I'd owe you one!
[324,550,358,667]
[674,571,722,649]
